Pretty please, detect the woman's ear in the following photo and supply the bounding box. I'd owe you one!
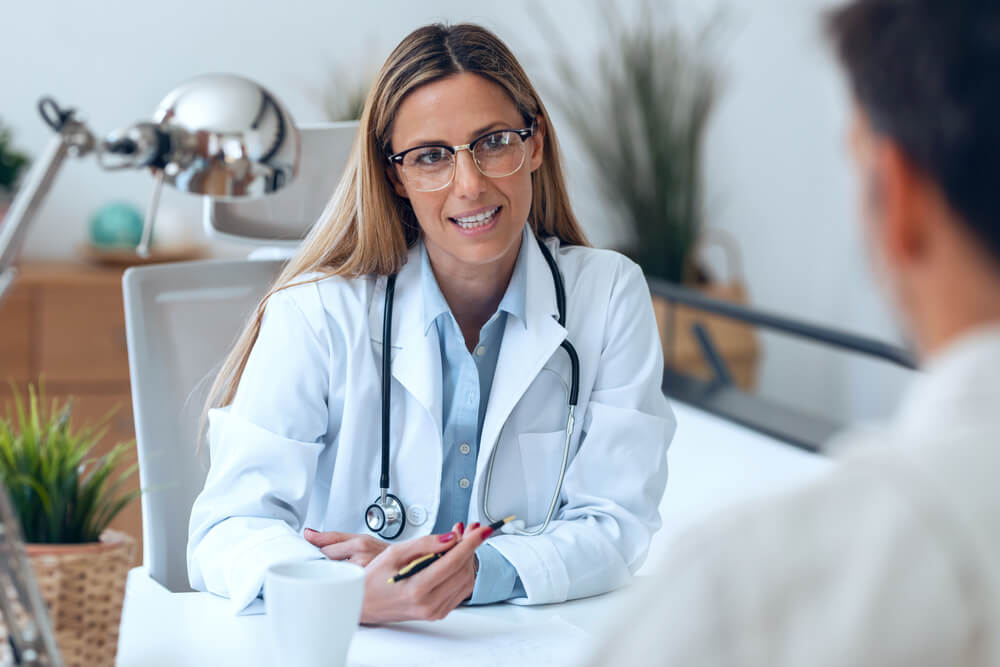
[386,165,409,199]
[528,115,546,172]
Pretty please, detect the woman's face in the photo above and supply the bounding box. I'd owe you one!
[387,72,544,276]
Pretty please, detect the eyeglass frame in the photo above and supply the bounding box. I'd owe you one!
[386,123,537,192]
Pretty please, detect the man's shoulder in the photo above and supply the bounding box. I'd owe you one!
[641,445,995,662]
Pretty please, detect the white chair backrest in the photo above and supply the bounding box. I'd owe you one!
[203,121,359,246]
[123,258,284,592]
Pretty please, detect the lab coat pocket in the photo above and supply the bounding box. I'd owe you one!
[517,430,567,526]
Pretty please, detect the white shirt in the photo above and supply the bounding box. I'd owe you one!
[590,324,1000,667]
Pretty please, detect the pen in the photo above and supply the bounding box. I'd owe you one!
[387,515,515,584]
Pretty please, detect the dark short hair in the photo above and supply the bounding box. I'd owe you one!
[827,0,1000,262]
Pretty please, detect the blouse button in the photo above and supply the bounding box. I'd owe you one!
[458,478,471,489]
[459,443,471,455]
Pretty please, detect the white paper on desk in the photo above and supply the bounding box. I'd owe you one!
[347,612,592,667]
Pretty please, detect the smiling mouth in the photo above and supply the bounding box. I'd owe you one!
[449,206,501,230]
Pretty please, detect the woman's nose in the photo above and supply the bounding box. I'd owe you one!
[451,149,487,198]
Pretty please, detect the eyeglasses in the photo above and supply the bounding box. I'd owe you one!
[387,125,535,192]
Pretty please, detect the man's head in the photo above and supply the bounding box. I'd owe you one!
[828,0,1000,357]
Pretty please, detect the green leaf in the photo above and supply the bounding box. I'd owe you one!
[0,116,32,193]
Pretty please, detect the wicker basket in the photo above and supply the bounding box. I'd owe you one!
[653,282,760,390]
[653,232,760,390]
[9,530,136,667]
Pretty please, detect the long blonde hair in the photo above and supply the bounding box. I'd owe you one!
[204,22,588,420]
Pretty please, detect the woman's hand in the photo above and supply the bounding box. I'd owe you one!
[357,523,493,625]
[303,529,389,567]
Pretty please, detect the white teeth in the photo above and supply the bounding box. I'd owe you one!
[453,207,499,228]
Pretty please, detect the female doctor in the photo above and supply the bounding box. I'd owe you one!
[187,23,675,624]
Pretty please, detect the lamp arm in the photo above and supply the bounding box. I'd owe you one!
[0,115,96,303]
[136,170,164,258]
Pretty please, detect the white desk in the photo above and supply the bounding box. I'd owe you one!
[116,402,833,666]
[116,566,630,666]
[642,402,831,570]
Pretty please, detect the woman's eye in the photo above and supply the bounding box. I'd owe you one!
[413,148,448,166]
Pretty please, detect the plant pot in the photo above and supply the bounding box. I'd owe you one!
[652,282,760,390]
[16,530,135,666]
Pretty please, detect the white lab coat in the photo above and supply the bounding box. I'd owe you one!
[589,324,1000,667]
[188,234,675,612]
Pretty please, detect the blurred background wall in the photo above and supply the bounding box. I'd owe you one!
[0,0,913,426]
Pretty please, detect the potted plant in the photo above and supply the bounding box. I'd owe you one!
[549,5,759,388]
[0,384,138,666]
[314,63,374,122]
[0,117,31,221]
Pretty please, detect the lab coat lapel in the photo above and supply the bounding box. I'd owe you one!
[369,246,443,436]
[477,237,566,479]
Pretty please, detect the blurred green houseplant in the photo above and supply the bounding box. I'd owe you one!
[0,117,31,198]
[550,6,720,283]
[0,384,139,543]
[319,65,373,122]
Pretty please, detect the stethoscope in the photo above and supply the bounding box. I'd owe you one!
[364,234,580,539]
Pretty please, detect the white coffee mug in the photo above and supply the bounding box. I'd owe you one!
[265,559,366,667]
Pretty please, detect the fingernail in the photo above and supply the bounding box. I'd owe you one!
[481,527,494,539]
[304,527,316,534]
[438,532,456,543]
[456,522,465,534]
[469,522,480,531]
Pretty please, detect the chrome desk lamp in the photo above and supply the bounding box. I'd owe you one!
[0,73,300,302]
[0,74,299,665]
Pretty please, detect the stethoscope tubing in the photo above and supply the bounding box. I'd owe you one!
[483,236,579,535]
[380,274,397,503]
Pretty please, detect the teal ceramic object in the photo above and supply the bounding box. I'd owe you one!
[89,202,145,248]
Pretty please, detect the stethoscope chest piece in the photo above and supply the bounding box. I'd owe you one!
[365,493,406,539]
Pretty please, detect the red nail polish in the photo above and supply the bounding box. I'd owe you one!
[456,522,465,534]
[469,522,480,531]
[481,527,494,539]
[438,532,456,543]
[304,527,316,534]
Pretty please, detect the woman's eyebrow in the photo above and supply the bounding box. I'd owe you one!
[404,121,511,148]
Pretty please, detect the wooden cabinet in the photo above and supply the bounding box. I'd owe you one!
[0,263,142,562]
[0,286,32,382]
[38,282,131,383]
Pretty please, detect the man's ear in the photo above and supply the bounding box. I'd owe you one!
[528,115,546,172]
[386,165,409,199]
[879,141,931,268]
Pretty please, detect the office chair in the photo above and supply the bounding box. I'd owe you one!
[123,121,357,592]
[123,259,284,591]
